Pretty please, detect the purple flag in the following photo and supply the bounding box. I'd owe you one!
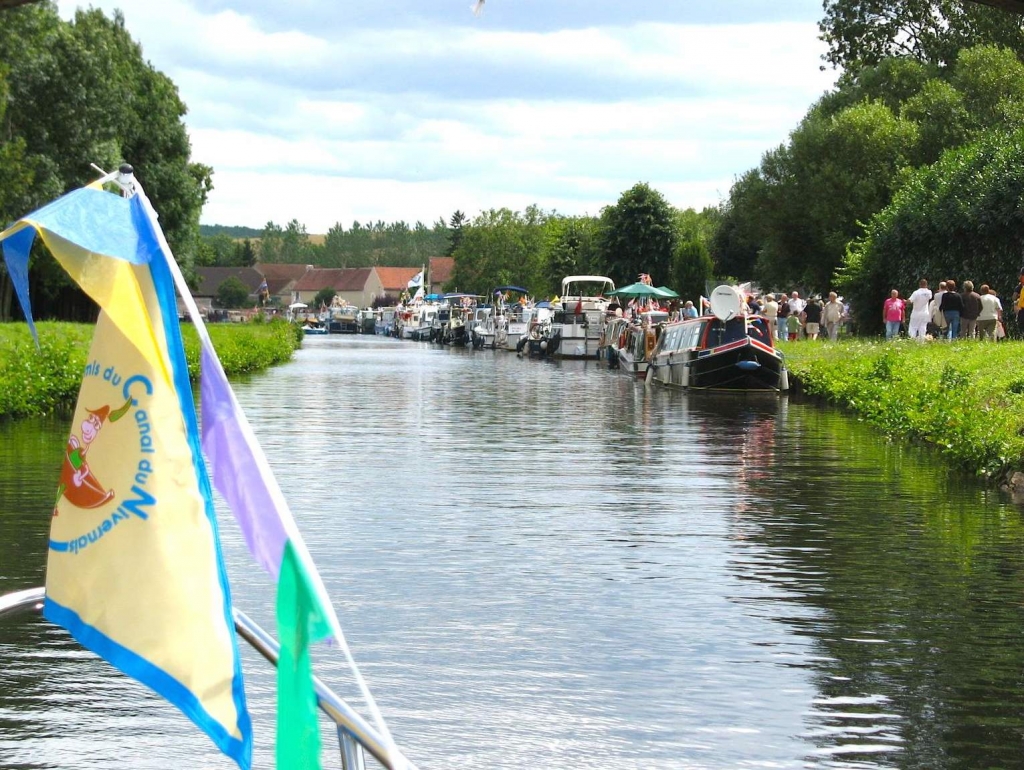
[200,344,289,579]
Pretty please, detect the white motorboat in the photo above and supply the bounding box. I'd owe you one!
[552,275,615,358]
[400,303,440,340]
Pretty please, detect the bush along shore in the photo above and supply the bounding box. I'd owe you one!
[779,339,1024,491]
[0,318,303,421]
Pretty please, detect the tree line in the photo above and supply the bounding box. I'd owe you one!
[197,217,453,269]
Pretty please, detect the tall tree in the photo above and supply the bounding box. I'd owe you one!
[258,221,284,263]
[449,207,548,294]
[542,216,600,296]
[447,210,467,256]
[598,183,678,287]
[671,239,714,307]
[0,3,211,317]
[819,0,1024,71]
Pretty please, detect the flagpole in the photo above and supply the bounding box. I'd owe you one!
[113,164,405,769]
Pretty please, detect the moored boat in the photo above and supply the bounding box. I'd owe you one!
[375,306,398,336]
[647,286,789,392]
[325,301,360,334]
[474,286,528,349]
[401,303,439,340]
[617,310,669,378]
[516,313,560,358]
[600,315,630,366]
[302,321,328,335]
[552,275,615,359]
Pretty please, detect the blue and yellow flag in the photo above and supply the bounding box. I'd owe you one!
[0,187,252,767]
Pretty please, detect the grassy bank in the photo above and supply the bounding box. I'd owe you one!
[0,319,303,421]
[779,339,1024,480]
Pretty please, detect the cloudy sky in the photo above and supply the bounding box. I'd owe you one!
[57,0,838,233]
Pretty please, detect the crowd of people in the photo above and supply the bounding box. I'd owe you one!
[635,273,1024,343]
[881,276,1017,342]
[741,291,850,342]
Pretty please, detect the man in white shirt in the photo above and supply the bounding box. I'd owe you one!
[788,291,805,339]
[821,292,845,341]
[907,279,933,341]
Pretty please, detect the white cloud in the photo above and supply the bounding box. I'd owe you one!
[57,0,836,231]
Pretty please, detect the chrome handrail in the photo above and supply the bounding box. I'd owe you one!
[0,587,415,770]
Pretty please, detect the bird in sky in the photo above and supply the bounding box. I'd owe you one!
[471,0,485,16]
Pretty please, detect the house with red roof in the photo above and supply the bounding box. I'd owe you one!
[373,266,422,301]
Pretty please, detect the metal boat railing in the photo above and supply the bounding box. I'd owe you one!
[0,587,415,770]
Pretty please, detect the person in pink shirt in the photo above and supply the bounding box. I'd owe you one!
[883,289,906,340]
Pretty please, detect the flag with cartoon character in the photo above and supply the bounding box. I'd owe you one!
[0,185,252,768]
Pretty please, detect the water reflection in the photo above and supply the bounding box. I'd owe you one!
[0,335,1023,769]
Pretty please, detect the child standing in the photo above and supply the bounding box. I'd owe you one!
[787,312,800,341]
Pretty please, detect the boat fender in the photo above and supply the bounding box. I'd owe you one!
[736,360,761,371]
[645,330,656,359]
[780,366,790,391]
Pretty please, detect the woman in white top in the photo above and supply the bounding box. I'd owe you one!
[977,284,1003,341]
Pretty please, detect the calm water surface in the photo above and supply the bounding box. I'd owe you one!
[2,335,1024,769]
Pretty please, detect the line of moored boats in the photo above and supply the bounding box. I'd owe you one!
[302,276,790,392]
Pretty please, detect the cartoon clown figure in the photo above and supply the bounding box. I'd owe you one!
[53,397,132,515]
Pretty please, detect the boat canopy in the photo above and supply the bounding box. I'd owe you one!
[443,293,484,299]
[562,275,615,291]
[494,285,528,294]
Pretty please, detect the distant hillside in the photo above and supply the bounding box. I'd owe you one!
[200,224,263,238]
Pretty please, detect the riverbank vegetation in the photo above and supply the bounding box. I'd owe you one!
[780,339,1024,480]
[0,320,302,421]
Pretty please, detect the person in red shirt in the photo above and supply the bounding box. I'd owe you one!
[883,289,906,340]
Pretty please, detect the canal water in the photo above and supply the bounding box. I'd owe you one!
[2,335,1024,769]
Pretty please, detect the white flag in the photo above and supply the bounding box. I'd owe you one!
[408,271,424,288]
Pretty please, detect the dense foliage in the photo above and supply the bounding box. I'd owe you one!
[215,276,252,309]
[0,2,211,320]
[0,320,301,420]
[782,339,1024,479]
[448,206,548,295]
[842,127,1024,332]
